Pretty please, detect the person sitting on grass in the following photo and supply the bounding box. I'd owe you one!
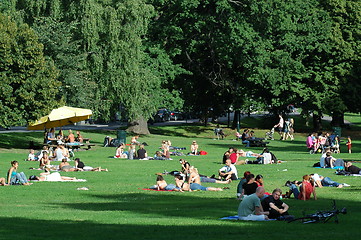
[237,186,269,221]
[7,161,32,185]
[324,152,344,168]
[241,129,250,147]
[218,159,238,181]
[261,188,293,221]
[237,171,251,199]
[154,151,167,160]
[0,177,8,186]
[190,141,199,155]
[114,143,127,158]
[299,175,317,201]
[242,174,259,197]
[39,151,51,170]
[27,149,36,161]
[180,159,191,174]
[136,144,148,159]
[222,147,234,164]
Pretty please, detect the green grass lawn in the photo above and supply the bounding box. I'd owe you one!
[1,121,361,239]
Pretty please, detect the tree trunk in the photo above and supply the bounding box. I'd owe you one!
[126,117,150,135]
[232,110,240,130]
[331,112,344,127]
[312,113,322,132]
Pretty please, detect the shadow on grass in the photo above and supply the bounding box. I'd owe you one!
[149,125,210,138]
[0,216,268,240]
[0,132,44,149]
[52,192,236,218]
[1,196,360,239]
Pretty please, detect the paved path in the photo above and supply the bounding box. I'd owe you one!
[0,112,350,133]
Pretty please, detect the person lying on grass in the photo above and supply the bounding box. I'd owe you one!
[310,173,348,188]
[74,158,108,172]
[31,171,78,181]
[59,158,78,172]
[149,175,181,191]
[344,161,361,174]
[188,166,231,185]
[7,161,32,185]
[175,174,224,192]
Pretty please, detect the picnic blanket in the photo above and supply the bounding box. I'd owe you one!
[314,166,344,170]
[220,215,276,221]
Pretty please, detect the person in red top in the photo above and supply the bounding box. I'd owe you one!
[298,175,317,201]
[346,136,352,154]
[229,149,239,164]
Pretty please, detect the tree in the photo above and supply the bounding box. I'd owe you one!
[0,13,62,128]
[2,0,185,134]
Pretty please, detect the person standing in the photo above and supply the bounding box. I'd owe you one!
[346,136,352,154]
[274,115,284,139]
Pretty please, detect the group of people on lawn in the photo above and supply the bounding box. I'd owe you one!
[148,139,358,222]
[3,128,359,223]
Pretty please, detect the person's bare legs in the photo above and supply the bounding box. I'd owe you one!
[206,187,223,191]
[215,179,231,184]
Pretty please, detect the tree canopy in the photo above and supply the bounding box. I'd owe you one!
[0,13,61,128]
[1,0,360,130]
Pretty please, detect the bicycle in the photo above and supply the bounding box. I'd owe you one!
[288,200,346,224]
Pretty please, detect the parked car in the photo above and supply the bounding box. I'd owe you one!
[154,109,170,122]
[169,111,183,121]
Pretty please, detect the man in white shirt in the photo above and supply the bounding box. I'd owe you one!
[219,159,238,180]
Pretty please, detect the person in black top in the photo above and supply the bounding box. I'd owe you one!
[75,158,85,169]
[74,157,108,172]
[261,188,292,220]
[179,159,191,174]
[222,147,234,164]
[242,174,258,195]
[137,144,148,159]
[345,162,361,174]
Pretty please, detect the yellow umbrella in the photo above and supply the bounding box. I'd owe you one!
[27,106,92,130]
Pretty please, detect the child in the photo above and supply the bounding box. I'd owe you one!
[346,136,352,154]
[27,149,36,161]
